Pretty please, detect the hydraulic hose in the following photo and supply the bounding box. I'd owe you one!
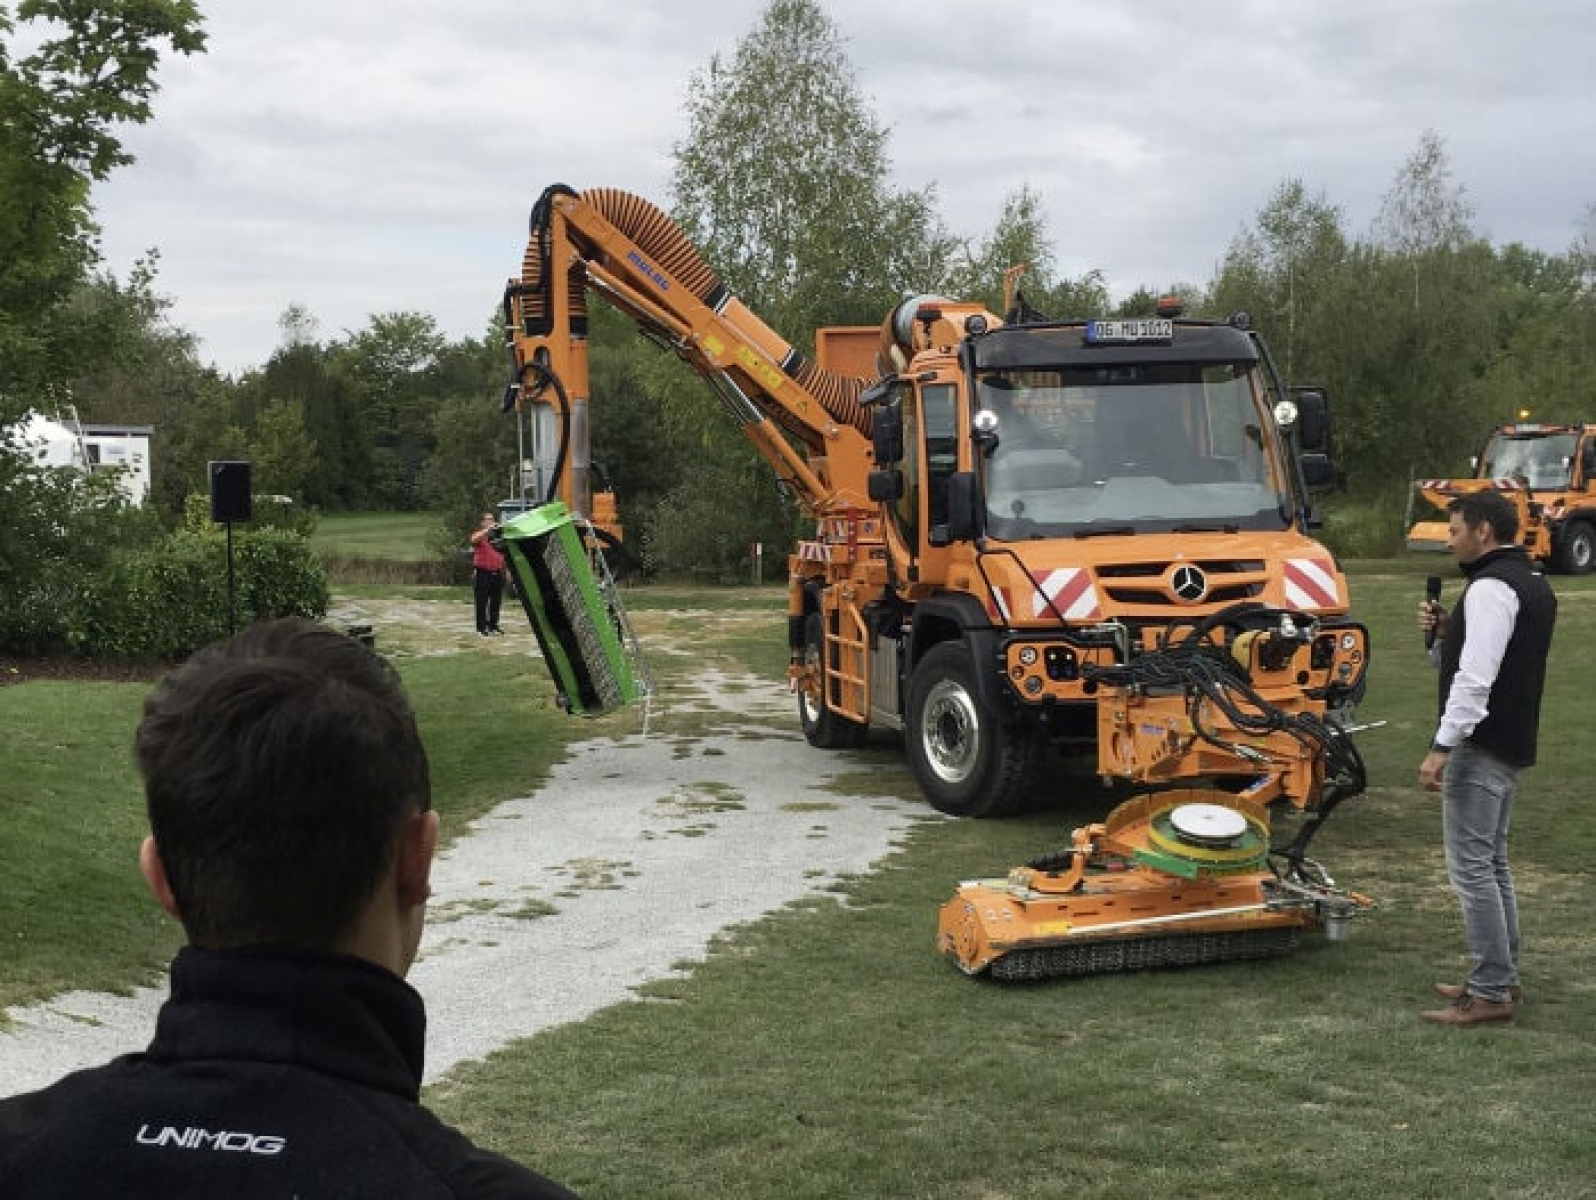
[518,185,872,439]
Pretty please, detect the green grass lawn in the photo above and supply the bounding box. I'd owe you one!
[310,511,442,562]
[0,632,579,1009]
[4,561,1594,1198]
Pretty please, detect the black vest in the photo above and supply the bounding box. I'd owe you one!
[1437,546,1556,768]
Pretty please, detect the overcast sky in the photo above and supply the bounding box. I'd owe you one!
[88,0,1596,376]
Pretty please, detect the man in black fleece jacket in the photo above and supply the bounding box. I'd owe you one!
[1416,490,1556,1026]
[0,618,578,1198]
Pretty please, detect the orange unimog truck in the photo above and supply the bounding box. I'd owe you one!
[498,185,1373,980]
[1408,421,1596,574]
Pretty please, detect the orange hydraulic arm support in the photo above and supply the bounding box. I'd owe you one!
[501,185,879,520]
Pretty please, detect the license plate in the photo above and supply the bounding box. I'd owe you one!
[1085,318,1173,344]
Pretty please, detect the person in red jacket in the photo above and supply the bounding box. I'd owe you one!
[470,511,508,636]
[0,618,579,1198]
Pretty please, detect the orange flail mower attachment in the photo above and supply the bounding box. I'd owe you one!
[936,789,1372,982]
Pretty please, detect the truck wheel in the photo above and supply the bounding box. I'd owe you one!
[1555,522,1595,575]
[798,612,868,749]
[906,641,1034,818]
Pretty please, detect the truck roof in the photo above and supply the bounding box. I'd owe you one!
[1490,422,1592,437]
[973,320,1260,371]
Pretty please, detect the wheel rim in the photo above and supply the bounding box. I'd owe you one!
[1576,533,1593,569]
[920,679,981,785]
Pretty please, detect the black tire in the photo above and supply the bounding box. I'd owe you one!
[1554,521,1595,575]
[905,640,1035,817]
[798,612,868,749]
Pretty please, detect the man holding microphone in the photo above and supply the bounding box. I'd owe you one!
[1417,490,1556,1026]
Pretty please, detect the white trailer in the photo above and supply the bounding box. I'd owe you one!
[80,423,153,505]
[5,412,152,504]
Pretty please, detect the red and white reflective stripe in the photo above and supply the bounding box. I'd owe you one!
[1419,478,1526,494]
[796,542,828,562]
[988,587,1012,622]
[1282,557,1340,610]
[1031,568,1102,620]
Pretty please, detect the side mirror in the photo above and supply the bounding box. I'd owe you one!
[868,468,904,503]
[1301,453,1335,491]
[872,406,904,465]
[1293,388,1330,453]
[858,379,894,408]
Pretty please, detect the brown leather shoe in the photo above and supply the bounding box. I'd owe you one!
[1434,982,1522,1003]
[1420,994,1515,1025]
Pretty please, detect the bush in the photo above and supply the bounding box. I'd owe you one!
[71,528,328,660]
[76,532,230,658]
[181,491,318,537]
[236,527,330,621]
[0,458,162,655]
[641,466,800,583]
[1317,489,1413,560]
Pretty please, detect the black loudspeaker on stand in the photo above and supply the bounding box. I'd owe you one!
[209,460,252,633]
[209,460,252,522]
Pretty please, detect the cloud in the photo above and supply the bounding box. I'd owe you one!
[86,0,1596,374]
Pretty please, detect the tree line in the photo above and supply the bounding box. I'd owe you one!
[4,0,1596,651]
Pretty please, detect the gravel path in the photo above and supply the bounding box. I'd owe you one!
[0,612,931,1094]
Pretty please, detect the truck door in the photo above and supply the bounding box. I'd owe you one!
[873,377,966,575]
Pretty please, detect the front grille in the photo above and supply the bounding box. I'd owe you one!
[1096,559,1265,607]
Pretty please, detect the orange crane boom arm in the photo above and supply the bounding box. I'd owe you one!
[502,185,879,517]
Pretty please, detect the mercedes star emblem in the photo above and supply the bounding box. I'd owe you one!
[1170,564,1208,603]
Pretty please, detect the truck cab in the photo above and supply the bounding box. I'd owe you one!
[829,306,1364,815]
[1409,422,1596,573]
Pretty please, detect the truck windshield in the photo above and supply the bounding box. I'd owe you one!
[976,363,1291,540]
[1479,432,1576,490]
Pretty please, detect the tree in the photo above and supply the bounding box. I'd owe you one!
[584,303,682,525]
[0,0,205,407]
[1374,129,1473,258]
[1373,129,1475,310]
[63,259,237,517]
[670,0,950,340]
[335,312,453,509]
[946,186,1052,311]
[239,339,369,511]
[1470,243,1596,426]
[421,388,517,570]
[655,0,957,575]
[1336,134,1504,489]
[248,396,315,500]
[1211,179,1349,382]
[278,302,320,351]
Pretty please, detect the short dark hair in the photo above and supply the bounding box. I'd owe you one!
[134,618,431,950]
[1449,490,1520,544]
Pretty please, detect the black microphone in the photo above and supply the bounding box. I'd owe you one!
[1424,575,1443,649]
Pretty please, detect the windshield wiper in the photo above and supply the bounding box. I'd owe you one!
[1072,525,1136,539]
[1172,523,1241,534]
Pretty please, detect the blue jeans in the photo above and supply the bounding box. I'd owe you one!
[1441,743,1522,1002]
